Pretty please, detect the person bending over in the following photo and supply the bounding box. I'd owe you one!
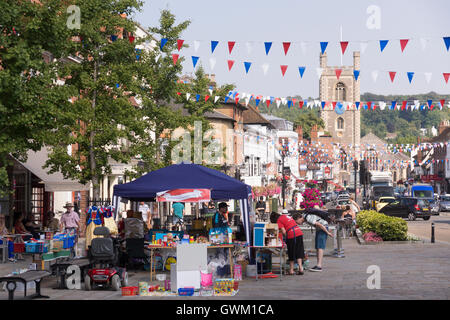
[270,211,305,275]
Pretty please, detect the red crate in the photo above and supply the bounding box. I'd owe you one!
[13,243,25,253]
[121,286,138,296]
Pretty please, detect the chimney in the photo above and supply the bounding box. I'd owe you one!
[296,126,303,140]
[320,53,327,68]
[353,51,360,70]
[439,120,449,135]
[310,124,318,140]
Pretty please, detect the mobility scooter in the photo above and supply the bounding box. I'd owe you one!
[85,226,128,291]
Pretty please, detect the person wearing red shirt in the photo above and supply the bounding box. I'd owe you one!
[270,211,305,275]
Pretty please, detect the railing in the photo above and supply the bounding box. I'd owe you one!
[86,198,112,207]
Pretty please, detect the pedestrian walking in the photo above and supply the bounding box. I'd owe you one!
[270,211,305,275]
[60,202,80,257]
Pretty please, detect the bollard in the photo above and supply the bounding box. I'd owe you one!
[431,222,435,243]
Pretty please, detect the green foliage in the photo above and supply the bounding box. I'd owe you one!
[124,10,234,178]
[361,92,450,144]
[356,210,408,241]
[258,97,324,139]
[0,0,72,191]
[44,0,145,197]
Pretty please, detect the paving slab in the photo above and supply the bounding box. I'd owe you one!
[0,239,449,300]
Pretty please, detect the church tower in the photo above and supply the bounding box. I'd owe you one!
[319,52,361,187]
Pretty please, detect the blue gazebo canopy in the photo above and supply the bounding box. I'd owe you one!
[113,163,251,201]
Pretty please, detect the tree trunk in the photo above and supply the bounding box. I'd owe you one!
[90,60,100,201]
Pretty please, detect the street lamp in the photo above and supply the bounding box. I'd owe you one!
[280,142,290,209]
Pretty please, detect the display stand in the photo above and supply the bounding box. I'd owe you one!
[145,243,235,281]
[264,223,281,247]
[248,246,285,281]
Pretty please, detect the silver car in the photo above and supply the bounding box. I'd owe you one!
[439,195,450,212]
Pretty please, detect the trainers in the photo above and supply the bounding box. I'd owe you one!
[309,266,322,272]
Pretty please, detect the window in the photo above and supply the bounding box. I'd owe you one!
[337,117,344,130]
[335,82,346,101]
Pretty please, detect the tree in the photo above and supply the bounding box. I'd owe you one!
[293,111,325,140]
[0,0,72,196]
[44,0,145,199]
[124,10,234,178]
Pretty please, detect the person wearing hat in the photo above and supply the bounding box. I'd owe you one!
[212,202,229,228]
[60,202,80,250]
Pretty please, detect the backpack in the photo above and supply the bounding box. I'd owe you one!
[304,208,332,223]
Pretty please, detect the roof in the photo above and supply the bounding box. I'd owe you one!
[361,132,386,146]
[170,103,235,122]
[12,148,89,192]
[261,114,294,131]
[242,105,273,127]
[429,127,450,143]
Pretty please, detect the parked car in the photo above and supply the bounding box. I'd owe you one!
[428,199,440,216]
[377,197,432,221]
[321,192,332,204]
[439,194,450,212]
[336,194,350,202]
[375,196,396,212]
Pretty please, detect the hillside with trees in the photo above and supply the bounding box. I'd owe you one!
[360,92,450,144]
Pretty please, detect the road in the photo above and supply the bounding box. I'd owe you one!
[406,213,450,243]
[324,200,450,243]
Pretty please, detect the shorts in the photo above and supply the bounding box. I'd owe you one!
[315,228,328,250]
[286,235,305,261]
[173,216,182,224]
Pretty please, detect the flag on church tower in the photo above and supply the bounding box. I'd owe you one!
[320,42,328,54]
[340,41,349,54]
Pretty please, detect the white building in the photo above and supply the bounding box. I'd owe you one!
[241,105,277,186]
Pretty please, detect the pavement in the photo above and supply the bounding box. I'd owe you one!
[1,238,449,300]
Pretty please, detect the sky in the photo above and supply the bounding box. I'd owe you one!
[133,0,450,99]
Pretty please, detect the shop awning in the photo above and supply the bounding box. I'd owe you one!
[15,148,90,192]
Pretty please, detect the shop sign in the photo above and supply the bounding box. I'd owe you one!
[421,174,443,181]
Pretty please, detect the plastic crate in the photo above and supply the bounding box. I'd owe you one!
[26,242,49,253]
[13,243,25,253]
[122,286,139,296]
[51,240,64,252]
[25,243,36,253]
[178,288,194,296]
[63,236,75,249]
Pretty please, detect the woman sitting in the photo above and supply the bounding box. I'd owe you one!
[44,211,60,231]
[14,212,32,241]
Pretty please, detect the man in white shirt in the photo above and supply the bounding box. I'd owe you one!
[138,202,151,228]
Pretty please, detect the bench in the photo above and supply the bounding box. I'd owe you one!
[51,258,91,289]
[0,270,50,300]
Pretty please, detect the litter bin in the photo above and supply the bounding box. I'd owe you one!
[271,198,278,214]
